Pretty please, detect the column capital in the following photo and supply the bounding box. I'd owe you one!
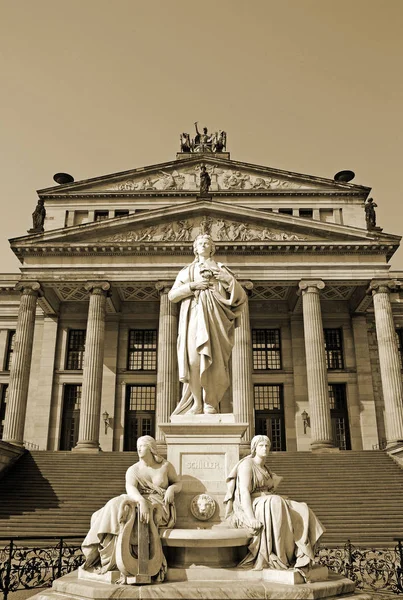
[298,280,325,295]
[85,281,111,295]
[369,279,402,296]
[155,281,173,295]
[15,281,42,297]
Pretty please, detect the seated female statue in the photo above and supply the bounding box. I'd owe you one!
[224,435,325,574]
[82,436,181,582]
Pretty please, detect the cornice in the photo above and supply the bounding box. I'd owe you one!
[40,190,367,200]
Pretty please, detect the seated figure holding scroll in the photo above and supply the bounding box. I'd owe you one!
[224,435,325,575]
[82,436,181,582]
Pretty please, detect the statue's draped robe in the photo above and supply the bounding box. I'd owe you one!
[168,260,246,414]
[224,457,325,571]
[82,463,175,580]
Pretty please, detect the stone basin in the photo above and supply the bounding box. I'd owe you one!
[160,527,252,567]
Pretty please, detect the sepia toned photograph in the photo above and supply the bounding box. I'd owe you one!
[0,1,402,599]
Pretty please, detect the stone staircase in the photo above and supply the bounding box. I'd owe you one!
[0,450,402,547]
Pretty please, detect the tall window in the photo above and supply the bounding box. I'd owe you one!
[324,328,344,370]
[254,384,286,451]
[5,330,16,371]
[328,384,351,450]
[0,384,9,439]
[60,384,81,450]
[252,329,281,370]
[66,329,86,370]
[128,330,157,370]
[125,385,156,450]
[396,329,403,368]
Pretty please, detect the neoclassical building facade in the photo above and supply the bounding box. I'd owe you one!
[1,147,403,455]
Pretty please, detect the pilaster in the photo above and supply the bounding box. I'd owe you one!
[74,282,110,452]
[232,281,254,442]
[370,280,403,447]
[155,282,178,442]
[299,280,334,450]
[2,282,41,446]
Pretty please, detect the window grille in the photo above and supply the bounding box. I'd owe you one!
[128,330,157,371]
[252,329,281,370]
[66,330,86,370]
[127,385,156,411]
[254,384,282,411]
[254,384,285,451]
[324,328,344,370]
[5,330,16,371]
[328,383,350,450]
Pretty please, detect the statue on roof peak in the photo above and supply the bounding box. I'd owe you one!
[179,123,227,154]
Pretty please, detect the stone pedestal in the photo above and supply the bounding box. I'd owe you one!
[2,282,41,446]
[299,280,334,450]
[31,570,369,600]
[159,420,247,527]
[371,281,403,447]
[74,282,110,452]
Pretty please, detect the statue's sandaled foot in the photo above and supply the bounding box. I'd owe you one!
[203,403,217,414]
[188,405,203,415]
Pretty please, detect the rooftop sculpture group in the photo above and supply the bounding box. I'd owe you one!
[180,122,227,153]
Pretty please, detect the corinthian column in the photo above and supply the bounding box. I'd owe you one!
[299,280,334,449]
[371,281,403,446]
[232,281,254,442]
[2,282,41,446]
[74,282,110,452]
[155,282,178,441]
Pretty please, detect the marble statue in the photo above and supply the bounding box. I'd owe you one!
[168,234,246,415]
[365,197,377,230]
[199,164,211,196]
[224,435,325,575]
[30,199,46,232]
[81,436,181,582]
[194,122,212,152]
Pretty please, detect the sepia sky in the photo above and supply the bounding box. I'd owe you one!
[1,0,402,273]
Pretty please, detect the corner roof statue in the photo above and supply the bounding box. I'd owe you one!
[180,122,227,153]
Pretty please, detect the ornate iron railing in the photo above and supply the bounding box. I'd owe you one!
[317,539,403,595]
[0,536,402,598]
[0,536,83,600]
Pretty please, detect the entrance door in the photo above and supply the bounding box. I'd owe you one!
[124,385,156,451]
[60,384,81,450]
[329,384,351,450]
[254,384,286,451]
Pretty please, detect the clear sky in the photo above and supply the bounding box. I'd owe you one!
[1,0,402,273]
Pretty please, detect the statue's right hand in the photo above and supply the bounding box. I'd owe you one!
[249,518,263,532]
[190,281,210,291]
[138,500,150,524]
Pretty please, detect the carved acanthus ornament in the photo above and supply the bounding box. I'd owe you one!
[98,217,307,243]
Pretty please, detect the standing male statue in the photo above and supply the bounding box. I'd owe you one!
[365,197,378,230]
[29,199,46,233]
[199,165,211,196]
[168,234,246,415]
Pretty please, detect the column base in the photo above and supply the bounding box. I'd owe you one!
[1,439,25,448]
[310,440,338,452]
[72,441,101,453]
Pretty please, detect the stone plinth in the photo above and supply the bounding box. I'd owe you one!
[159,420,247,527]
[31,570,369,600]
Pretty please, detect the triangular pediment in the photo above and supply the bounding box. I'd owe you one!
[37,156,370,197]
[11,199,398,251]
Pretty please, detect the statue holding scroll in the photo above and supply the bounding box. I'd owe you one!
[168,234,246,415]
[81,436,181,583]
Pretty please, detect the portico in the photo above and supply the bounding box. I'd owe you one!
[0,148,402,456]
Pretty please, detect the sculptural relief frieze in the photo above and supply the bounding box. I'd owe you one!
[97,217,308,244]
[113,166,303,193]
